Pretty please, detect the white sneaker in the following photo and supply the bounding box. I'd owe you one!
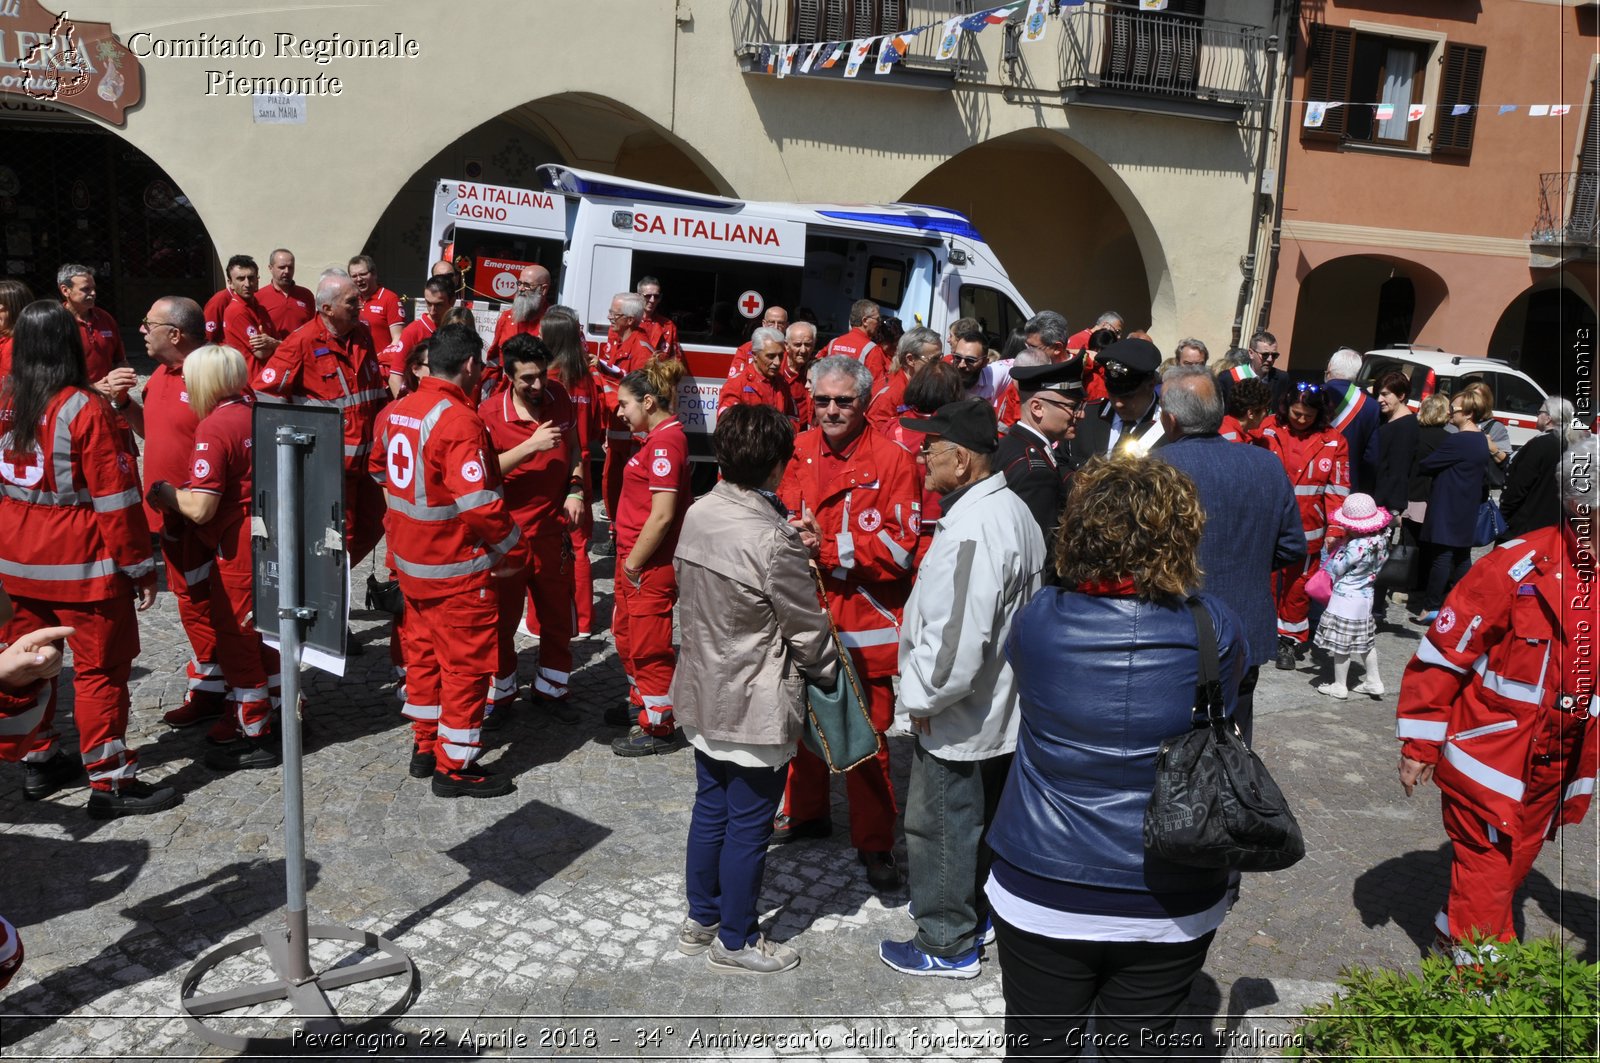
[707,935,799,975]
[1316,683,1349,700]
[1352,679,1385,697]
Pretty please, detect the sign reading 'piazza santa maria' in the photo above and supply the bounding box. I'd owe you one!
[0,0,142,125]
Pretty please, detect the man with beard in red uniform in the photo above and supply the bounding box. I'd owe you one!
[717,327,804,430]
[481,335,586,726]
[483,264,552,402]
[256,249,317,336]
[348,255,406,355]
[635,276,681,361]
[253,273,389,566]
[821,300,887,387]
[372,324,531,797]
[385,277,456,398]
[218,255,282,365]
[119,297,227,732]
[56,264,135,402]
[776,354,921,892]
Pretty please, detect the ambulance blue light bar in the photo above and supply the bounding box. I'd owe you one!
[537,165,742,211]
[816,209,985,242]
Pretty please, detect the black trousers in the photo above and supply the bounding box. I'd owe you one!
[994,913,1216,1062]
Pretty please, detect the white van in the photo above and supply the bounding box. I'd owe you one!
[427,166,1035,458]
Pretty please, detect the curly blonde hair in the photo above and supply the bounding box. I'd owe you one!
[1055,457,1205,600]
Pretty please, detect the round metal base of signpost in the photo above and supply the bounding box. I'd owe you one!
[178,923,417,1053]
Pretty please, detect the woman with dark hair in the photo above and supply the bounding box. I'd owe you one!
[1261,381,1350,670]
[987,457,1245,1058]
[0,301,174,818]
[1370,370,1419,623]
[0,279,32,377]
[609,357,693,757]
[672,403,839,974]
[528,305,598,638]
[1412,388,1493,622]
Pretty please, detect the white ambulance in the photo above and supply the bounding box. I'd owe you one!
[427,165,1035,458]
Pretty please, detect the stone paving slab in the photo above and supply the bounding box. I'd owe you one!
[0,542,1594,1060]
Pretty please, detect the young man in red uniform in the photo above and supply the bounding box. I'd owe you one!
[256,249,316,335]
[218,255,282,365]
[370,323,531,798]
[252,273,389,566]
[385,277,455,397]
[348,255,405,355]
[635,276,681,361]
[599,292,659,519]
[56,263,135,401]
[717,327,803,429]
[777,354,922,892]
[483,264,552,402]
[821,299,887,387]
[119,297,227,731]
[480,336,586,726]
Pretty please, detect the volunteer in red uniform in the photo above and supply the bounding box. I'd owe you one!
[385,277,455,398]
[117,297,229,731]
[784,321,819,388]
[717,327,804,429]
[149,344,282,772]
[531,306,601,637]
[0,280,32,378]
[1262,381,1350,669]
[256,248,316,335]
[218,255,282,365]
[371,323,531,798]
[56,264,135,401]
[348,255,406,354]
[821,299,887,386]
[253,273,389,566]
[606,359,693,757]
[867,327,941,431]
[481,335,586,725]
[777,354,922,892]
[1397,437,1599,959]
[729,305,789,378]
[0,301,176,819]
[599,292,658,520]
[635,276,681,361]
[201,286,230,348]
[483,264,552,402]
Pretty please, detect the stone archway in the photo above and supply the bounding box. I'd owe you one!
[1488,277,1598,393]
[1288,255,1449,361]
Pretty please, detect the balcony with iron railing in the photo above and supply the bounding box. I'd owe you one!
[1531,171,1599,253]
[731,1,1270,119]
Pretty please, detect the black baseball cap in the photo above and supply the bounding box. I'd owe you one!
[900,398,999,454]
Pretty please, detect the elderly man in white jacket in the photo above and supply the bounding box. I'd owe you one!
[879,399,1047,979]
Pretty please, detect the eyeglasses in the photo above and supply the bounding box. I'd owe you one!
[917,440,956,459]
[1295,382,1321,396]
[814,394,859,409]
[641,292,661,302]
[1034,396,1082,416]
[515,282,547,292]
[1257,349,1280,361]
[948,354,984,368]
[140,318,178,331]
[1450,405,1468,415]
[606,311,628,320]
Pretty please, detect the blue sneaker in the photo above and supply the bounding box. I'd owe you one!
[877,938,980,979]
[980,915,995,947]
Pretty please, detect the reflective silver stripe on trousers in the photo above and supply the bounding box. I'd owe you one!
[0,557,118,581]
[0,683,50,736]
[401,702,441,722]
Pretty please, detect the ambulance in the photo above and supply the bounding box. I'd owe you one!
[427,165,1035,458]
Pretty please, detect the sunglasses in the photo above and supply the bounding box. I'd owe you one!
[814,394,859,409]
[948,355,984,368]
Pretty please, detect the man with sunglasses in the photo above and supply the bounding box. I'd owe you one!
[774,355,922,893]
[950,331,1021,428]
[1218,330,1290,412]
[634,276,681,361]
[997,355,1084,547]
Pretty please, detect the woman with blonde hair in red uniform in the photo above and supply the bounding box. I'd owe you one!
[149,344,282,772]
[0,301,174,819]
[608,357,693,756]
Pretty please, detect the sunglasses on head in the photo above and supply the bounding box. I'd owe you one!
[1295,381,1321,396]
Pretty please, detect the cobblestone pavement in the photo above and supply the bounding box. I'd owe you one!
[1,532,1595,1060]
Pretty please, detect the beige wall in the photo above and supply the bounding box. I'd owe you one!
[54,0,1271,346]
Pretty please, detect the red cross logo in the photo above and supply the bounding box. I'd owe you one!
[737,290,764,319]
[386,434,415,490]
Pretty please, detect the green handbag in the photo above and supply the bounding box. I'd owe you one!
[801,572,883,773]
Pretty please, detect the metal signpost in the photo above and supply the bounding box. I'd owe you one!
[178,402,416,1052]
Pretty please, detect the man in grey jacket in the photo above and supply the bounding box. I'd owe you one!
[880,399,1047,979]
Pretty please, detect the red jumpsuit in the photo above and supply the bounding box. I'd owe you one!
[220,293,279,365]
[482,309,544,405]
[385,315,440,391]
[614,417,692,736]
[867,370,912,432]
[639,311,681,361]
[778,426,921,852]
[252,316,389,565]
[1262,424,1349,644]
[358,286,405,356]
[524,370,601,638]
[821,327,885,387]
[256,283,316,336]
[371,377,531,771]
[716,363,805,430]
[187,397,279,738]
[1397,525,1598,950]
[480,383,580,709]
[0,388,155,790]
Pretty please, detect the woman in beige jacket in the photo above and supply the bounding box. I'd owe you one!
[670,404,839,975]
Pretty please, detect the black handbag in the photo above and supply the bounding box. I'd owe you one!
[365,572,404,618]
[1473,499,1508,547]
[1143,599,1306,872]
[1375,526,1418,591]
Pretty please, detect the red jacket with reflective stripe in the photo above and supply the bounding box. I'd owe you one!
[252,316,386,473]
[1261,425,1349,554]
[1397,526,1598,835]
[0,388,154,599]
[822,328,885,387]
[370,377,531,599]
[717,363,804,429]
[778,426,920,677]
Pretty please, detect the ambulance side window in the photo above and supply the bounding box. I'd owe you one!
[958,284,1026,350]
[630,252,804,349]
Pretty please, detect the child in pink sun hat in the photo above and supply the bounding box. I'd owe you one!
[1313,493,1392,699]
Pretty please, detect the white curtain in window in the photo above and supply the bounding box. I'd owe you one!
[1378,46,1416,141]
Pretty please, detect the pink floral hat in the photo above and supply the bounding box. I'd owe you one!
[1330,493,1391,534]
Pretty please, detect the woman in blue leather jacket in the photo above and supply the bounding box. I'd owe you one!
[985,457,1247,1060]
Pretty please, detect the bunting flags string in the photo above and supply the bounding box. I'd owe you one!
[750,1,1035,82]
[1298,98,1576,127]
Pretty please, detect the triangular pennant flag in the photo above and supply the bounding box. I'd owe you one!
[844,37,877,78]
[935,18,963,60]
[799,41,825,74]
[1304,102,1328,128]
[1374,103,1395,121]
[1024,0,1050,42]
[779,43,799,77]
[1450,104,1471,117]
[1529,104,1551,116]
[1140,0,1169,9]
[758,45,774,74]
[819,41,845,69]
[1407,103,1426,122]
[1552,104,1572,116]
[875,36,902,74]
[962,5,1018,33]
[1498,104,1518,115]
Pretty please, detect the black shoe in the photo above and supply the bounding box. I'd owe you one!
[431,763,515,799]
[859,850,903,892]
[532,690,580,725]
[409,744,436,779]
[483,703,512,732]
[87,779,181,820]
[604,702,637,728]
[770,813,832,846]
[1275,640,1297,671]
[23,751,84,801]
[204,738,281,772]
[610,726,685,757]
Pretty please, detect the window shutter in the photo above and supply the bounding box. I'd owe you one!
[1303,23,1353,142]
[1433,43,1486,157]
[792,0,823,42]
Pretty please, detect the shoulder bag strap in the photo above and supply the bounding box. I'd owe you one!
[1184,597,1226,724]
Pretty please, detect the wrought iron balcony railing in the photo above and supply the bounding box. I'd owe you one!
[1531,171,1599,247]
[1055,2,1267,112]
